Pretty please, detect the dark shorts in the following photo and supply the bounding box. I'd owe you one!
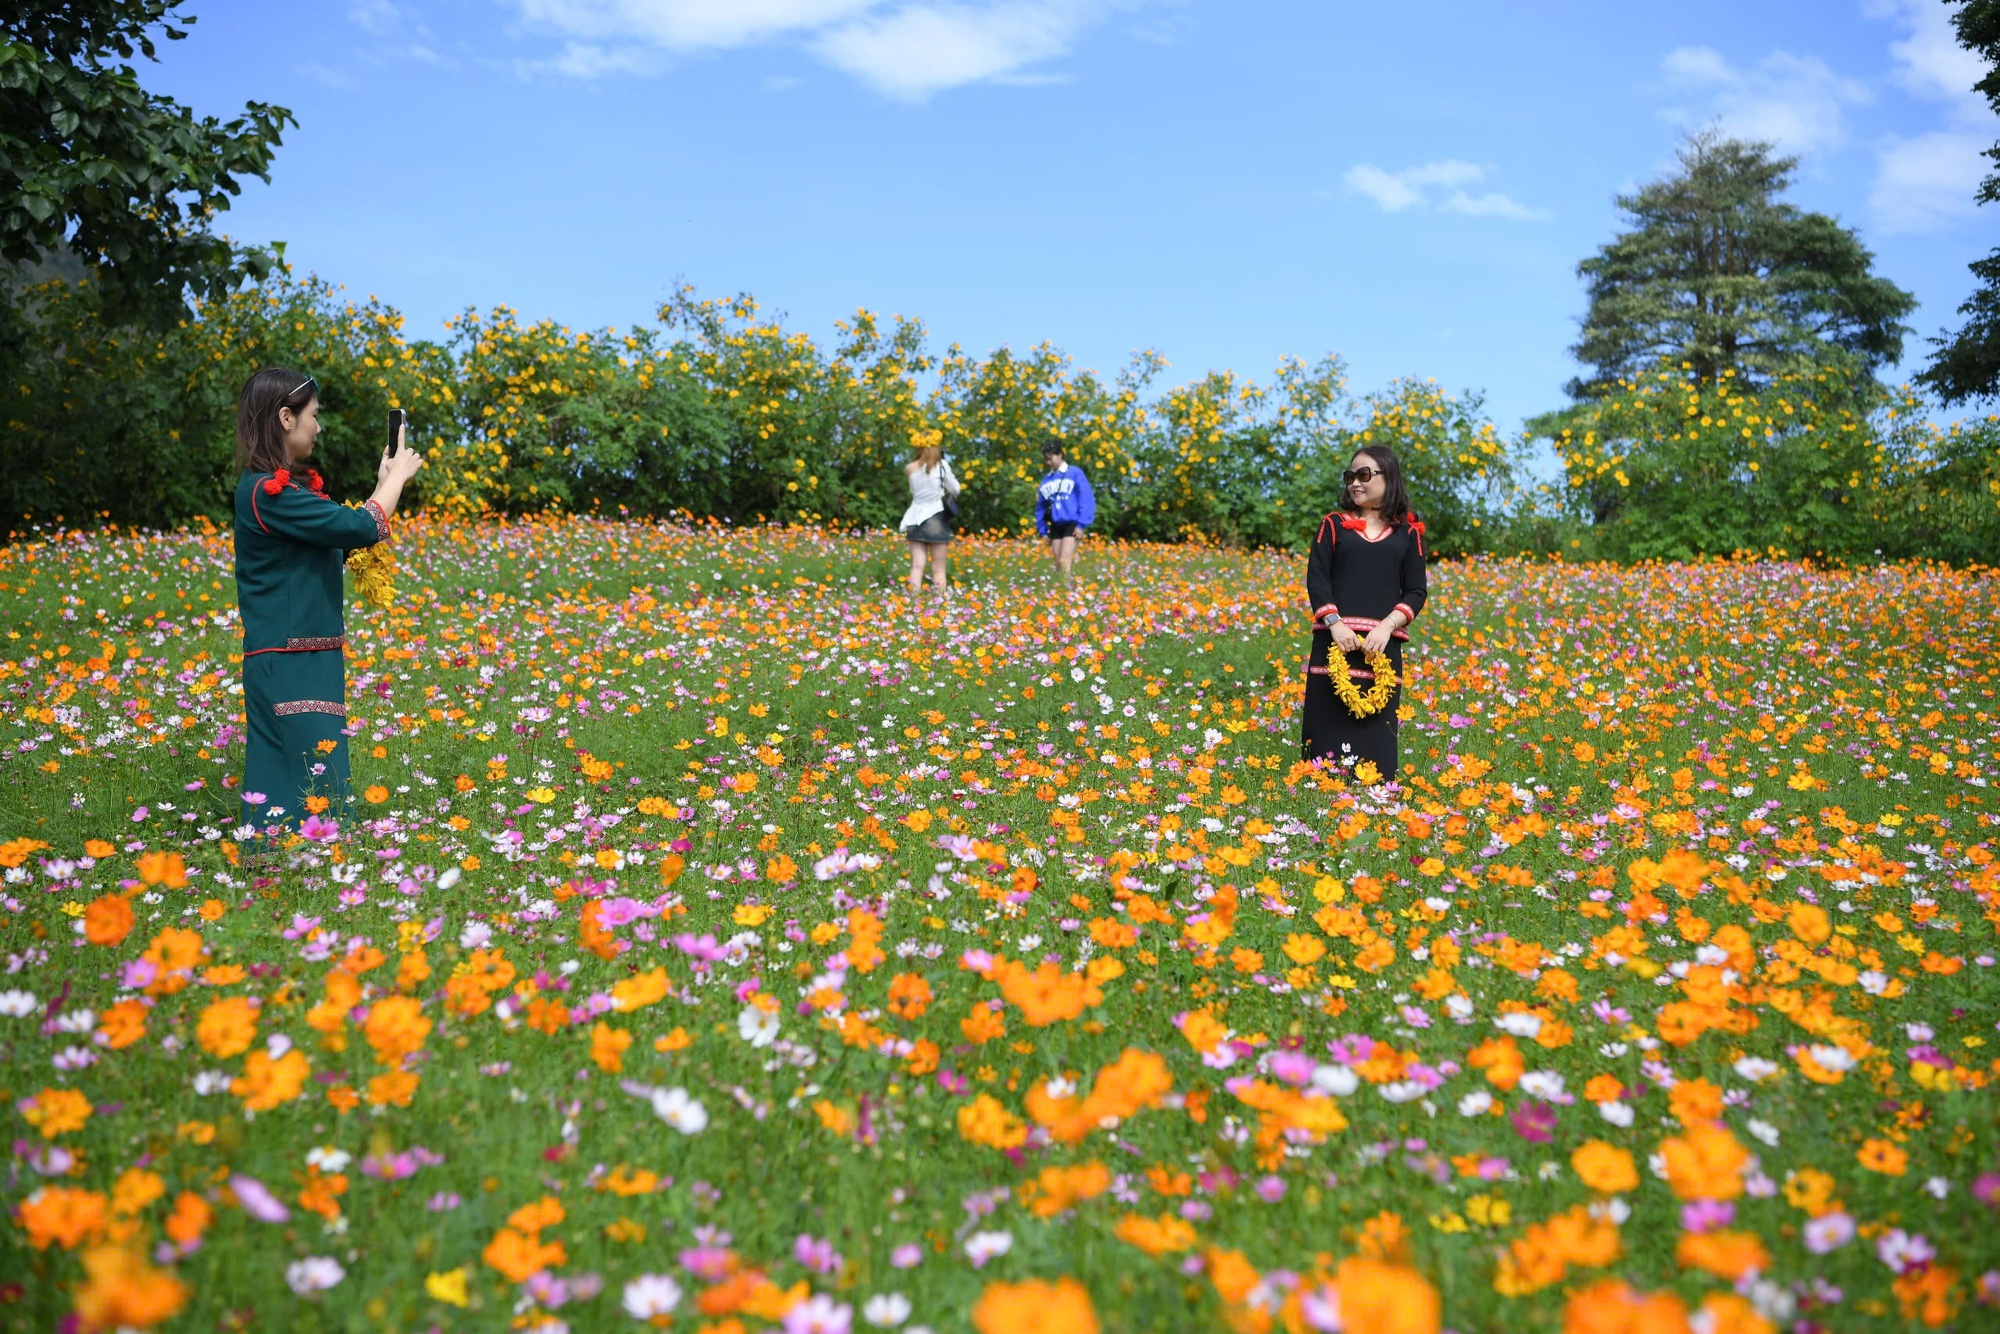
[906,512,952,544]
[1045,521,1079,540]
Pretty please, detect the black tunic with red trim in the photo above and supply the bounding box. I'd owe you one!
[232,468,390,828]
[1300,511,1428,775]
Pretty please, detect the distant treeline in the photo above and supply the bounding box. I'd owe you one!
[0,271,1995,564]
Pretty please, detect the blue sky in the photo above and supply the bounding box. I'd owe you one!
[153,0,1997,438]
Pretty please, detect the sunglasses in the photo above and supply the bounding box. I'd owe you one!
[279,375,317,410]
[1342,467,1383,486]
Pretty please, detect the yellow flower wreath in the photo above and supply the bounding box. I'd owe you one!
[1331,650,1398,719]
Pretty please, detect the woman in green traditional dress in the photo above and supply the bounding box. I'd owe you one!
[232,368,425,829]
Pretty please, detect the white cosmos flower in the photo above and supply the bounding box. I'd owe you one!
[963,1230,1012,1267]
[1858,970,1890,995]
[306,1147,351,1173]
[863,1292,913,1327]
[436,866,462,891]
[1378,1080,1424,1103]
[0,990,38,1018]
[1444,994,1474,1021]
[285,1256,345,1294]
[1732,1057,1779,1082]
[1597,1100,1635,1128]
[1310,1064,1359,1097]
[1518,1071,1566,1101]
[621,1273,683,1318]
[1746,1119,1781,1147]
[738,1006,780,1048]
[653,1087,708,1134]
[1807,1044,1854,1072]
[1493,1012,1542,1039]
[624,1083,709,1135]
[1457,1090,1493,1117]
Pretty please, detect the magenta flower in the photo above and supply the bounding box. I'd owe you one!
[794,1232,843,1275]
[1511,1100,1558,1143]
[1679,1198,1735,1233]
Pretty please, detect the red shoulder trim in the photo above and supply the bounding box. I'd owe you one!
[249,479,271,535]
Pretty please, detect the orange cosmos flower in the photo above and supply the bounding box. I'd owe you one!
[83,893,135,946]
[362,994,431,1066]
[1675,1229,1771,1281]
[194,996,257,1058]
[482,1227,566,1283]
[70,1244,188,1330]
[365,1068,419,1107]
[110,1168,165,1217]
[971,1277,1099,1334]
[1113,1212,1197,1256]
[97,999,149,1050]
[163,1192,212,1248]
[231,1046,310,1112]
[23,1086,92,1138]
[1657,1122,1748,1200]
[1559,1279,1689,1334]
[1328,1256,1441,1334]
[957,1093,1027,1151]
[996,957,1101,1026]
[1857,1138,1909,1176]
[590,1021,632,1073]
[1570,1141,1640,1194]
[134,850,186,888]
[20,1185,109,1249]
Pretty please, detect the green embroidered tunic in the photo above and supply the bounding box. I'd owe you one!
[232,470,389,826]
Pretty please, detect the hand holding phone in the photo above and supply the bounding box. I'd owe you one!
[387,408,408,457]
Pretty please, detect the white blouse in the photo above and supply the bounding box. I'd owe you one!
[899,459,961,529]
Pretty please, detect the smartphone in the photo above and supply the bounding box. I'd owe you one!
[386,408,407,456]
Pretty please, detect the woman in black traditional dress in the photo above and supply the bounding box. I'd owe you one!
[1301,444,1428,779]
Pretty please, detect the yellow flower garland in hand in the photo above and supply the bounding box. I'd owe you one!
[1331,650,1398,719]
[343,503,397,609]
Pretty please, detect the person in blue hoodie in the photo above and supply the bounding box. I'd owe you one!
[1033,440,1095,576]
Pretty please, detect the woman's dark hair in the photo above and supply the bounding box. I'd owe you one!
[1338,443,1416,527]
[235,367,317,473]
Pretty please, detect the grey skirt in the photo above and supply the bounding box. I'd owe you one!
[906,511,952,544]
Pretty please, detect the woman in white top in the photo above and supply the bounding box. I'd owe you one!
[898,440,961,604]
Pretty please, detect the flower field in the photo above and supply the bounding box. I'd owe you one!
[1,519,1997,1334]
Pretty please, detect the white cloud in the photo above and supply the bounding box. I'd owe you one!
[512,0,1133,97]
[1866,1,1998,234]
[1659,45,1872,153]
[815,2,1098,100]
[518,0,880,49]
[1343,160,1546,221]
[1871,127,1990,232]
[1871,0,1987,106]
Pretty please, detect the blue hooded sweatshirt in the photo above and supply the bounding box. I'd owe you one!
[1034,464,1096,535]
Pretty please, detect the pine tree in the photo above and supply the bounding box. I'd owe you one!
[1564,130,1914,398]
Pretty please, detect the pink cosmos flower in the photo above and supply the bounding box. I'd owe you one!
[229,1173,290,1223]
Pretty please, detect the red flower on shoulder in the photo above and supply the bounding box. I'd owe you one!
[305,469,325,495]
[262,468,290,495]
[1338,514,1369,532]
